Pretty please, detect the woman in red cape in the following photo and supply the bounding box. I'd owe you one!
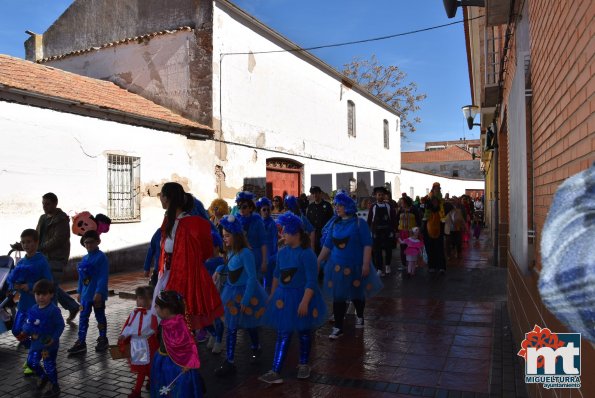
[155,182,224,330]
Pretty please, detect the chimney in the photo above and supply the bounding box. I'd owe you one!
[25,31,44,62]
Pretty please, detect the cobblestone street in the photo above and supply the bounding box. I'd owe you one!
[0,235,527,397]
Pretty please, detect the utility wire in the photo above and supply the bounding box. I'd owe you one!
[222,16,482,56]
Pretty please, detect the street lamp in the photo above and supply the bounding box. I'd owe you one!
[462,105,480,130]
[443,0,485,18]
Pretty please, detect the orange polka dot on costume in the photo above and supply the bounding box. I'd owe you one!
[276,299,284,309]
[352,279,361,287]
[235,294,242,303]
[229,307,238,315]
[226,301,234,308]
[250,297,259,306]
[343,268,351,276]
[334,265,341,272]
[327,281,333,288]
[366,283,373,291]
[244,307,253,315]
[255,307,266,319]
[312,308,319,318]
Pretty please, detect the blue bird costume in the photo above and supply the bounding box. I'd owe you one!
[263,212,327,375]
[217,214,268,364]
[322,216,383,301]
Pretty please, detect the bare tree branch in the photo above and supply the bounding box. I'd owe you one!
[342,55,426,137]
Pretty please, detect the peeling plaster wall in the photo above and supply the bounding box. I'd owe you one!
[40,0,213,126]
[0,101,218,266]
[40,0,199,59]
[212,3,402,195]
[45,32,200,122]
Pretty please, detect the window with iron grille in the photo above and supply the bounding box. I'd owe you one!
[107,154,141,222]
[383,119,389,149]
[347,100,356,137]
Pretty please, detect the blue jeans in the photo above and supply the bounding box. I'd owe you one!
[49,261,79,312]
[78,301,107,342]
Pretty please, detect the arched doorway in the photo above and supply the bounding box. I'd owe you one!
[266,158,303,199]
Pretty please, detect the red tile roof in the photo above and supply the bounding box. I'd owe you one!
[402,145,474,163]
[0,54,211,134]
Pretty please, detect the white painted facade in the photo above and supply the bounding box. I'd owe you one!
[41,3,402,202]
[0,101,218,260]
[400,168,484,199]
[212,1,401,192]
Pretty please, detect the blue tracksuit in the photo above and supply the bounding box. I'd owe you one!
[7,252,53,337]
[77,248,109,342]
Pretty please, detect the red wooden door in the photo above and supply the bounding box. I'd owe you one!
[266,168,301,198]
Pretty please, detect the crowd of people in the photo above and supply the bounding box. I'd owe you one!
[3,182,484,397]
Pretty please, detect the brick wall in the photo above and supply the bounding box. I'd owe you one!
[506,1,594,397]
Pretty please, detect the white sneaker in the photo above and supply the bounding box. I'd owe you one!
[377,269,385,277]
[329,327,343,340]
[385,265,391,275]
[206,335,215,349]
[355,317,364,329]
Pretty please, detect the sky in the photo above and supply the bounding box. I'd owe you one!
[0,0,481,151]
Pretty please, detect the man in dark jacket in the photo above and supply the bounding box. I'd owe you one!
[367,187,398,276]
[37,193,79,321]
[306,186,334,255]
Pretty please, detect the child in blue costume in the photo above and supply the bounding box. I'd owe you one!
[284,195,315,246]
[151,290,204,398]
[318,192,382,339]
[256,197,279,292]
[67,230,110,354]
[19,279,64,398]
[235,191,268,281]
[204,230,225,354]
[8,229,53,355]
[213,215,268,377]
[143,228,161,287]
[259,212,327,384]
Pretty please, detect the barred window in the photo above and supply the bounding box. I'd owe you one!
[347,100,356,137]
[383,119,389,149]
[107,154,141,222]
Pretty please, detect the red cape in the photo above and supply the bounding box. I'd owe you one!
[160,216,223,329]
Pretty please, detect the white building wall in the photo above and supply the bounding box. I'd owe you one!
[400,169,485,199]
[0,101,219,260]
[212,3,401,193]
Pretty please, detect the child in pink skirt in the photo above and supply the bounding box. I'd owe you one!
[399,227,424,277]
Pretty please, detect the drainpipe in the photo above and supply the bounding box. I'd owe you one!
[492,123,499,267]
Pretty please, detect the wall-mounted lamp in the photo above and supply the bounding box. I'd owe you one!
[443,0,485,18]
[462,105,480,130]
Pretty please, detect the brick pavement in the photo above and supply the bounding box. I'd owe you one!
[0,233,528,397]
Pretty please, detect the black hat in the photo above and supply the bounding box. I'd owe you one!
[309,186,322,194]
[373,186,389,195]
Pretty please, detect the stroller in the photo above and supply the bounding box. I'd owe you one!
[0,248,19,333]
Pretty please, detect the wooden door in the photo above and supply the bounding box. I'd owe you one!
[266,168,301,198]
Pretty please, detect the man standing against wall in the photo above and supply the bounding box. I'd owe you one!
[37,192,79,321]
